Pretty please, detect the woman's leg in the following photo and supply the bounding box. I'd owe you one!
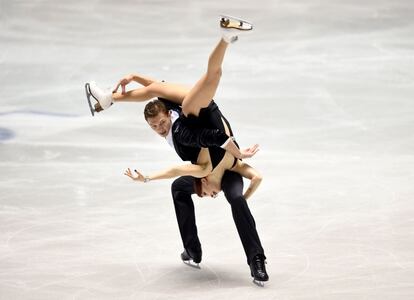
[90,17,249,113]
[112,81,190,105]
[181,38,229,117]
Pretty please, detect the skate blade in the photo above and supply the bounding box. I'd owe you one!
[252,279,265,287]
[84,83,96,116]
[183,260,201,269]
[220,14,253,30]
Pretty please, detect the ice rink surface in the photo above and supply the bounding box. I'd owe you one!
[1,0,414,299]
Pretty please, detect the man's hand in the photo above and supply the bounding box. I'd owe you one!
[239,144,260,159]
[124,168,145,182]
[223,138,260,160]
[113,74,135,94]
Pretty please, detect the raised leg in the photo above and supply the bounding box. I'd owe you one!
[91,81,191,113]
[181,38,229,117]
[87,16,251,115]
[112,81,190,105]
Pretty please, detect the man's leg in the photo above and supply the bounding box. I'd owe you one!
[221,171,265,263]
[171,176,202,262]
[221,170,268,283]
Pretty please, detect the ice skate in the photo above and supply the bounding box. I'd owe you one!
[84,81,113,116]
[249,254,269,287]
[181,249,201,269]
[220,14,253,43]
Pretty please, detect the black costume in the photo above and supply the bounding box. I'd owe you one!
[160,98,266,265]
[169,100,235,169]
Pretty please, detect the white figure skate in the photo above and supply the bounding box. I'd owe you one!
[220,14,253,43]
[84,81,113,116]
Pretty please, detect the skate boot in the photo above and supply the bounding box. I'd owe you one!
[181,249,202,269]
[84,81,114,116]
[220,14,253,43]
[249,254,269,287]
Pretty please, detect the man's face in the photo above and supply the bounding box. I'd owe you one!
[201,178,221,198]
[146,111,172,138]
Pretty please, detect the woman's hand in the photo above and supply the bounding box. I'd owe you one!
[239,144,260,159]
[124,168,145,182]
[113,74,135,94]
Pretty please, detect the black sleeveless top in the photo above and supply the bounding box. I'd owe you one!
[159,98,238,169]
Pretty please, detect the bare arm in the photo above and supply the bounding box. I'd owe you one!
[107,73,158,104]
[231,161,263,200]
[223,140,260,159]
[130,73,157,87]
[112,75,189,105]
[124,163,212,183]
[113,73,157,93]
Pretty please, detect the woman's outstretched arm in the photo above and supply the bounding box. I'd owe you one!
[124,162,212,183]
[231,161,263,200]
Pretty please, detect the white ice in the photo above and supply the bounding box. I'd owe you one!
[1,0,414,299]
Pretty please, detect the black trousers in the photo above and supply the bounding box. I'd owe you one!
[171,170,265,264]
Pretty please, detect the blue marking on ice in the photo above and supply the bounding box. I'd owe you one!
[0,127,15,142]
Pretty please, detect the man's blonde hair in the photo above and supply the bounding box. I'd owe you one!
[144,99,169,120]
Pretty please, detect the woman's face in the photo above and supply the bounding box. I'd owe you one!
[201,177,221,198]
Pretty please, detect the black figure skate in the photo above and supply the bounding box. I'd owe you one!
[181,249,202,269]
[249,254,269,287]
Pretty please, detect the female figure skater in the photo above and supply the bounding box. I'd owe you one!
[86,15,269,285]
[88,16,262,199]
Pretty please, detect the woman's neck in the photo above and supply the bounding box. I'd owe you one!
[206,171,223,189]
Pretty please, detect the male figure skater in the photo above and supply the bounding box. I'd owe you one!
[145,98,269,286]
